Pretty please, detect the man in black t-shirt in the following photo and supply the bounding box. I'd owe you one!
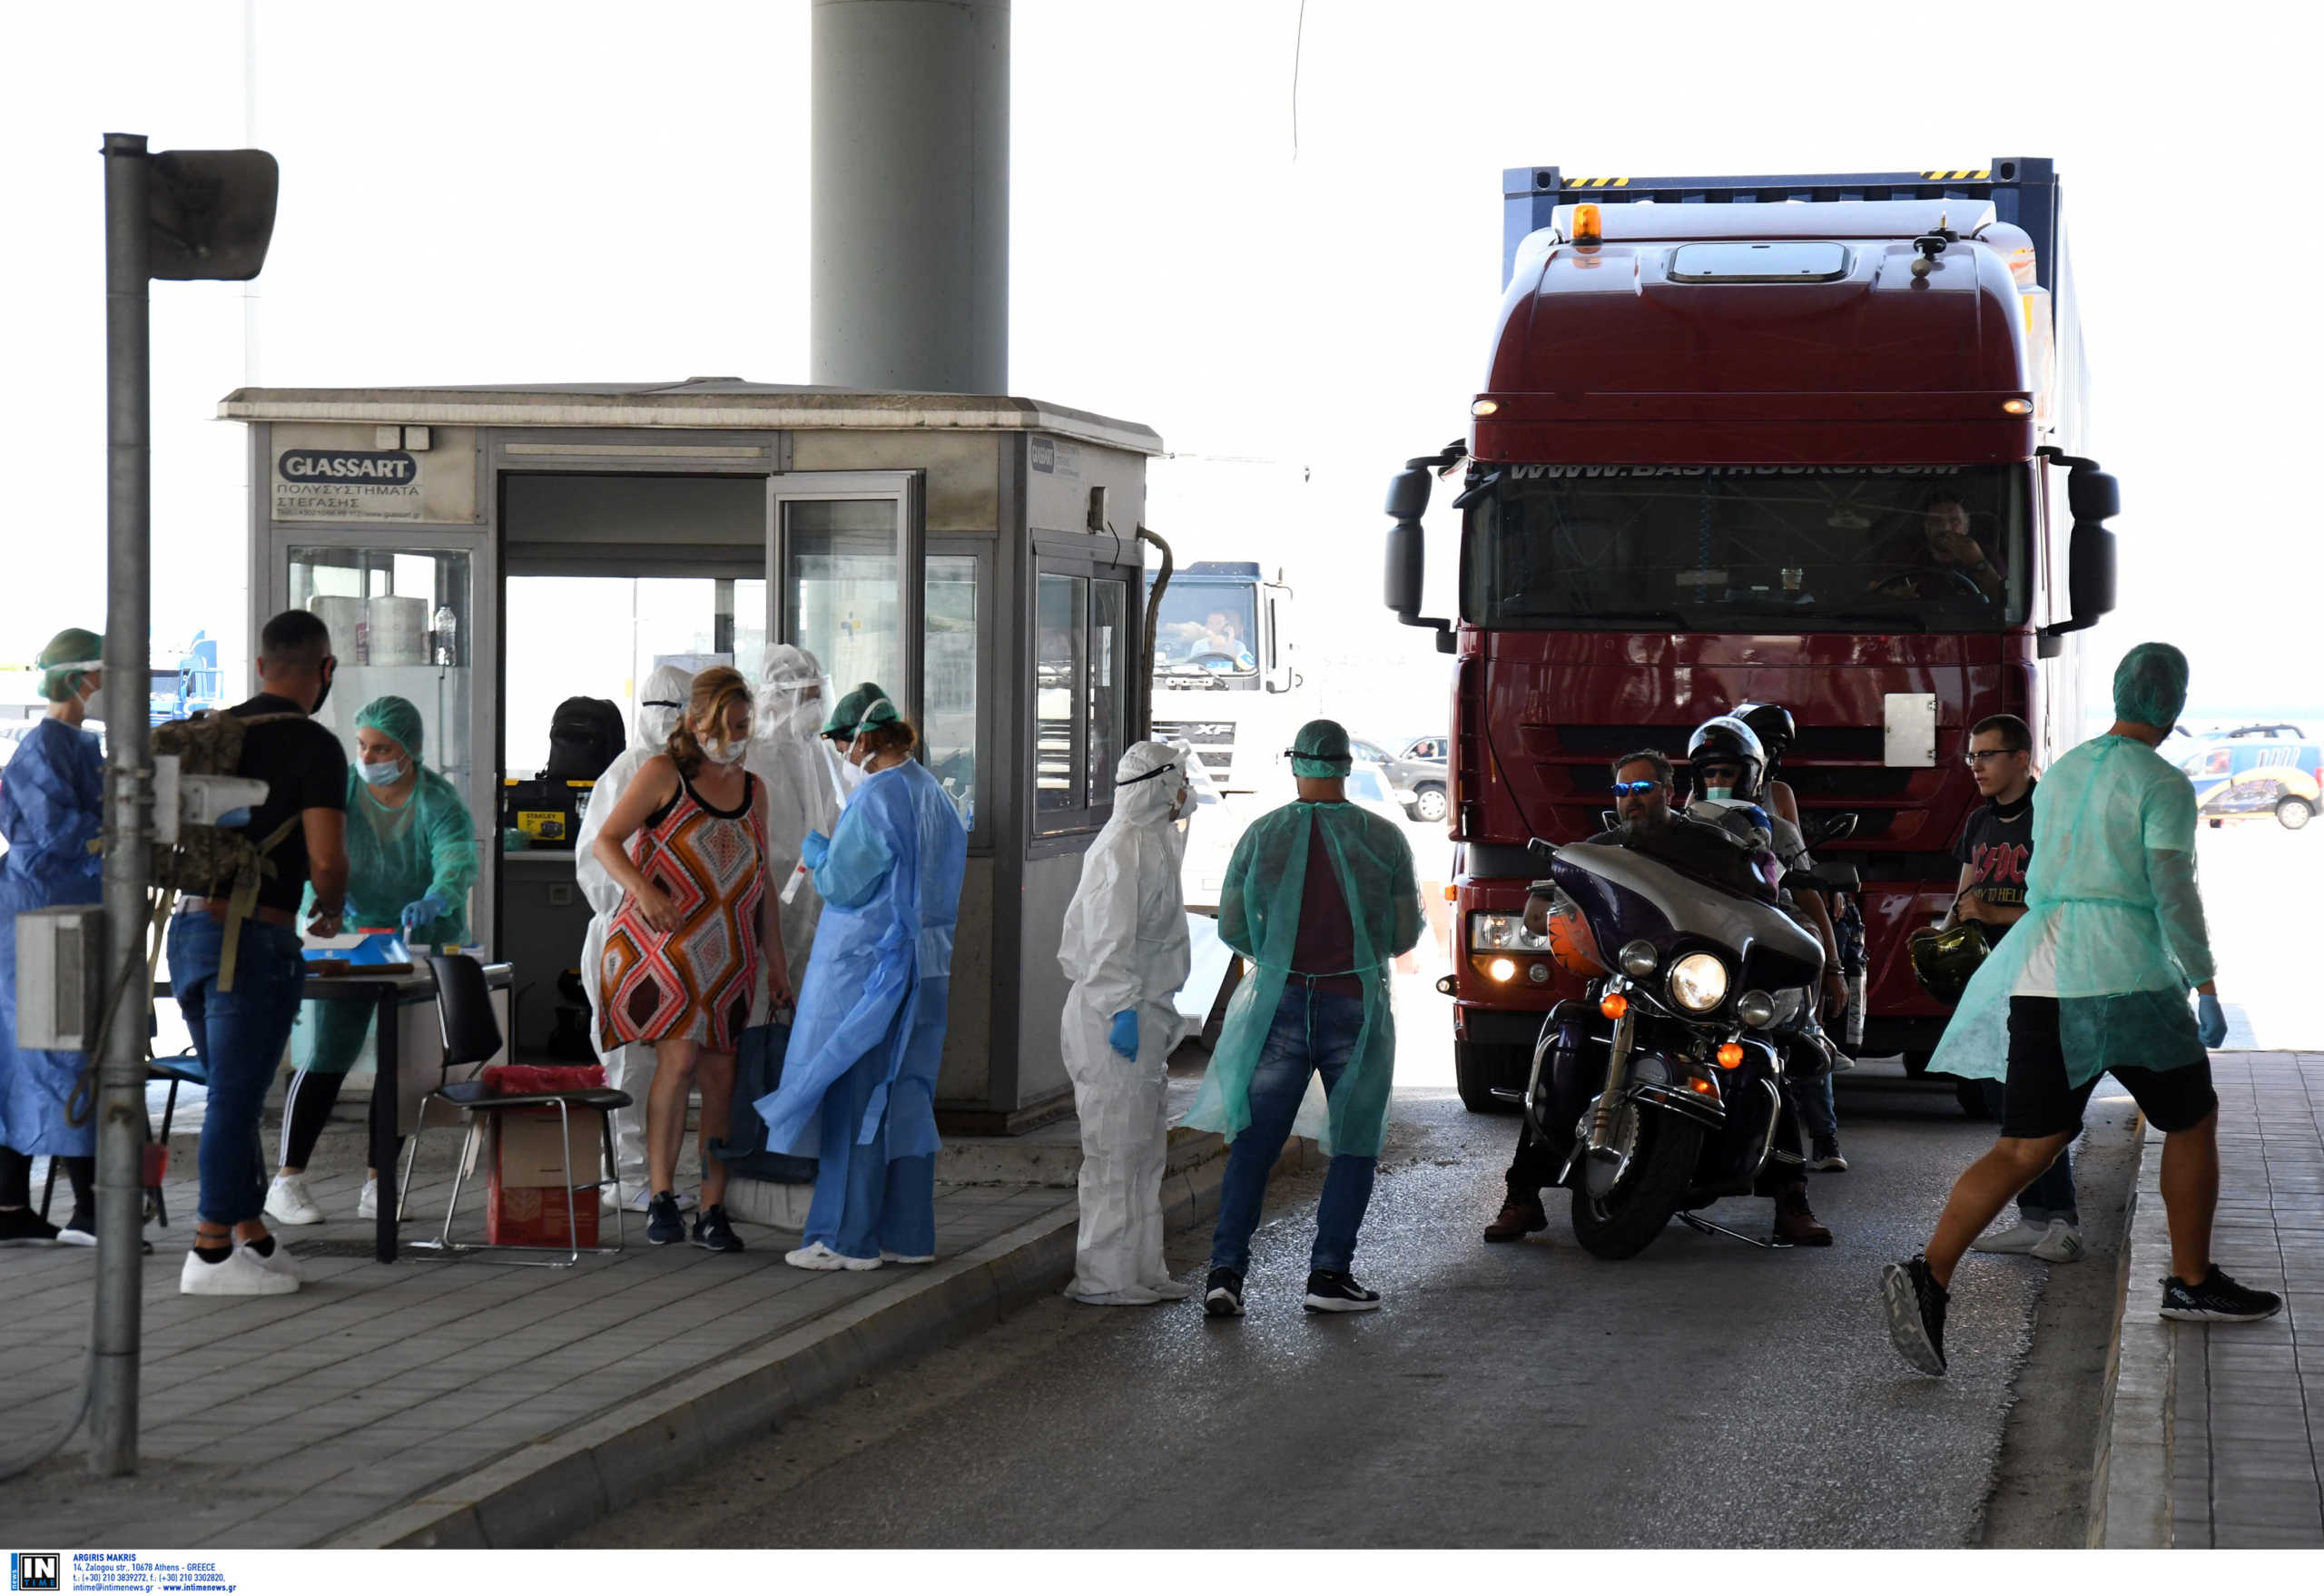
[1946,713,2083,1262]
[169,610,351,1297]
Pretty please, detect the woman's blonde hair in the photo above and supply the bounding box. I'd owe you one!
[666,665,753,778]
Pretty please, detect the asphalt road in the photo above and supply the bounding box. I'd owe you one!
[572,1058,2130,1550]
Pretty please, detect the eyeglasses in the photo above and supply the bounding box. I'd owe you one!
[1611,780,1664,797]
[1965,748,2027,765]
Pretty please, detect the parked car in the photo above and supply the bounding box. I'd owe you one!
[1348,735,1449,824]
[1401,735,1450,763]
[2182,739,2323,831]
[1344,761,1418,828]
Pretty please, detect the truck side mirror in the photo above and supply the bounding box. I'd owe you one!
[2066,468,2119,525]
[2042,462,2121,644]
[1384,458,1454,650]
[1384,519,1425,616]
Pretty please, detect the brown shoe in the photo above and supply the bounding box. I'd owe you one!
[1482,1197,1549,1243]
[1774,1189,1832,1246]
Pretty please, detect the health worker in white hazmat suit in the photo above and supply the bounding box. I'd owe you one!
[747,645,848,999]
[576,663,693,1210]
[1057,740,1197,1304]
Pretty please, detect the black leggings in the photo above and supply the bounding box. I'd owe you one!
[0,1145,94,1217]
[279,1070,401,1173]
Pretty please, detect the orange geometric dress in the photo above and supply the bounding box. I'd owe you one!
[598,772,768,1053]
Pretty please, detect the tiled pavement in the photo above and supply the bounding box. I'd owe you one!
[2102,1052,2324,1549]
[0,1125,1104,1550]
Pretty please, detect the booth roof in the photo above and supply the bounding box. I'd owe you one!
[218,378,1163,456]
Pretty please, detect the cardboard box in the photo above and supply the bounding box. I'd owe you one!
[486,1106,604,1247]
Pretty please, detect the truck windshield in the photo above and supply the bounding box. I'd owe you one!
[1465,465,2031,632]
[1152,581,1259,681]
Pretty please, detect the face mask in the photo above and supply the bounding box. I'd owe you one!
[359,757,406,786]
[702,736,750,767]
[1706,786,1734,803]
[310,658,337,714]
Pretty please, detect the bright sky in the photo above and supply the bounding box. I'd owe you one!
[4,0,2316,734]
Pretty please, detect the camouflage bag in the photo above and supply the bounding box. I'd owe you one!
[150,710,301,991]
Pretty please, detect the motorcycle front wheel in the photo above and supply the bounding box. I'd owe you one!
[1570,1108,1706,1261]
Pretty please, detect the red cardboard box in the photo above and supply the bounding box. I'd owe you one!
[485,1105,604,1247]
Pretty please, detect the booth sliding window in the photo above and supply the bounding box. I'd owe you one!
[288,546,475,801]
[924,554,979,832]
[1035,568,1129,834]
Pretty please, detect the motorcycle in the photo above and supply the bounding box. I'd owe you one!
[1521,820,1856,1260]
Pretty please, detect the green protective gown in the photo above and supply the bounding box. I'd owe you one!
[1928,735,2215,1089]
[293,764,480,1075]
[1182,801,1424,1158]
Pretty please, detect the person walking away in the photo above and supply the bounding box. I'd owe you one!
[1735,701,1851,1174]
[172,610,351,1295]
[746,645,846,995]
[265,695,478,1226]
[1057,742,1196,1304]
[593,666,790,1252]
[1945,714,2083,1264]
[576,663,693,1211]
[754,686,968,1271]
[0,630,109,1246]
[1884,644,2280,1377]
[1187,720,1423,1315]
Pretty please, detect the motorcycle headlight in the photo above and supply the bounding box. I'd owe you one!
[1668,952,1730,1013]
[1736,989,1777,1028]
[1619,940,1659,979]
[1469,911,1552,953]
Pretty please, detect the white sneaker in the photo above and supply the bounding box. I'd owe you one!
[180,1245,298,1296]
[2030,1220,2086,1264]
[356,1177,379,1220]
[1068,1285,1167,1305]
[881,1249,937,1265]
[265,1173,325,1227]
[1969,1220,2047,1256]
[785,1241,881,1272]
[56,1215,97,1247]
[1141,1278,1195,1301]
[242,1237,303,1283]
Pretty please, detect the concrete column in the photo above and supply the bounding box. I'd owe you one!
[811,0,1009,394]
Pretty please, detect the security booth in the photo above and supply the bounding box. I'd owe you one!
[224,380,1161,1132]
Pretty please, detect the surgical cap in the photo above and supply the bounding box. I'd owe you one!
[823,682,901,738]
[1288,718,1354,779]
[36,627,103,703]
[355,695,424,758]
[2112,642,2190,730]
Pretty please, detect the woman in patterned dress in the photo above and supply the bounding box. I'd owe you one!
[592,667,792,1250]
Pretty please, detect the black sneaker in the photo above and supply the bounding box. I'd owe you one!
[1202,1266,1244,1317]
[1881,1256,1949,1375]
[1807,1136,1848,1173]
[1302,1269,1383,1314]
[692,1204,743,1253]
[0,1207,61,1247]
[646,1191,685,1246]
[2159,1266,2282,1323]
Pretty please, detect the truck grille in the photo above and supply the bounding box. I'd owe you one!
[1549,724,1919,802]
[1154,721,1236,747]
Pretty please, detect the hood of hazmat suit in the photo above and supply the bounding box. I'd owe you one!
[747,645,847,997]
[753,756,968,1165]
[1182,794,1424,1158]
[0,712,105,1156]
[331,695,478,946]
[1055,742,1196,1300]
[576,664,695,1044]
[1929,727,2217,1089]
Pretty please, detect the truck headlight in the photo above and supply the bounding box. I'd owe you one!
[1668,952,1730,1013]
[1469,912,1552,953]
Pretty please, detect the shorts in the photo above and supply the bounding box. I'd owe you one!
[2002,997,2217,1141]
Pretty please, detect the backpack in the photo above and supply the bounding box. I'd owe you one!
[545,697,627,782]
[150,710,303,991]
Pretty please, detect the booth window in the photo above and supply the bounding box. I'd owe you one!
[787,499,902,705]
[924,554,979,832]
[1034,567,1130,835]
[287,546,475,802]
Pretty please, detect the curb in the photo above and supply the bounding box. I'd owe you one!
[330,1130,1314,1549]
[2090,1114,2171,1548]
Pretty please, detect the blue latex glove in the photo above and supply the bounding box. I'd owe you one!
[1108,1010,1140,1060]
[2196,993,2227,1049]
[400,892,450,938]
[801,831,832,870]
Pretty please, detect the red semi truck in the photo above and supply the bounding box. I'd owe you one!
[1383,158,2122,1112]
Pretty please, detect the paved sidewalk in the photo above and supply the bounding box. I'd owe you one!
[2099,1052,2324,1549]
[0,1070,1273,1550]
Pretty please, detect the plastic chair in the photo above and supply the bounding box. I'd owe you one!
[400,953,630,1266]
[41,1050,204,1233]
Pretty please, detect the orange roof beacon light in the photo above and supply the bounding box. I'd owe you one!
[1572,202,1603,247]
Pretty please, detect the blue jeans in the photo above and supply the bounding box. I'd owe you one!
[1978,1078,2079,1224]
[170,914,306,1227]
[803,1047,938,1262]
[1795,1072,1838,1143]
[1209,988,1375,1277]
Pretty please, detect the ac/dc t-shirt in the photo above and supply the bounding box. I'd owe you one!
[1954,779,2036,937]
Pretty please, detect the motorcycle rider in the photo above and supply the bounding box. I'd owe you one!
[1482,749,1831,1246]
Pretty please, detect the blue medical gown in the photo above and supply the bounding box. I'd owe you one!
[0,720,106,1157]
[755,760,968,1164]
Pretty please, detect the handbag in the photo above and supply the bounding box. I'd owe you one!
[709,1017,817,1183]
